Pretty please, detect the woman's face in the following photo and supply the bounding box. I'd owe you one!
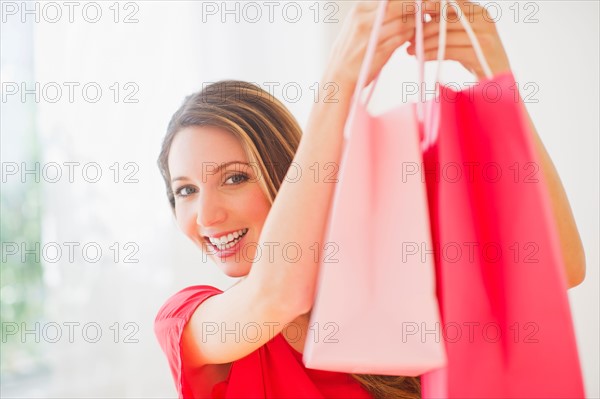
[168,126,271,278]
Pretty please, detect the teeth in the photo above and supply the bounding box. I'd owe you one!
[208,228,248,249]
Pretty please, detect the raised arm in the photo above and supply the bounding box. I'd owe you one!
[181,2,418,368]
[249,1,417,312]
[522,106,586,288]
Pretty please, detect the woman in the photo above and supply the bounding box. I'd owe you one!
[155,1,586,398]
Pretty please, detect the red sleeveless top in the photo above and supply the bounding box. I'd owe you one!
[154,285,373,398]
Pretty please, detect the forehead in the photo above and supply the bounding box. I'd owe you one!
[168,126,248,177]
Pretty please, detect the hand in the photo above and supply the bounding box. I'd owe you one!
[407,0,511,80]
[323,1,416,88]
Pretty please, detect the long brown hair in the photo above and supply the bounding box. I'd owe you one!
[157,80,421,399]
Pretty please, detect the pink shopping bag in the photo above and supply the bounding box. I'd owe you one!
[419,1,585,397]
[303,1,446,376]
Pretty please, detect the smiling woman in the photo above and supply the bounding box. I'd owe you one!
[154,79,421,398]
[157,82,301,281]
[151,0,590,397]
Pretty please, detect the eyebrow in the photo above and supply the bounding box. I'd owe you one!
[171,161,250,183]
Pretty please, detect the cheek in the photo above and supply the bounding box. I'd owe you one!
[246,191,271,221]
[175,207,197,239]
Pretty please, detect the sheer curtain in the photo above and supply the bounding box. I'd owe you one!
[2,1,347,396]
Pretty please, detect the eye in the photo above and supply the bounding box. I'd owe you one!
[174,185,196,198]
[224,173,249,185]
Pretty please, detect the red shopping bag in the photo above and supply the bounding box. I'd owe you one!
[420,2,585,397]
[303,1,446,376]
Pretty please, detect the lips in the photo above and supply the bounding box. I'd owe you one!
[206,228,249,249]
[206,232,247,259]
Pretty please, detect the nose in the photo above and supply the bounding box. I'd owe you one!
[195,189,227,228]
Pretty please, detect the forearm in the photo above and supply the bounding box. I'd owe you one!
[520,102,586,288]
[248,73,355,313]
[245,1,417,314]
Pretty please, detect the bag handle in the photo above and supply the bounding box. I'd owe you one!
[422,0,494,150]
[344,0,495,145]
[344,0,385,140]
[345,0,427,141]
[433,0,493,81]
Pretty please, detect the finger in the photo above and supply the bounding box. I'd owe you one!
[352,1,414,38]
[423,0,483,16]
[354,0,417,24]
[371,31,411,71]
[406,27,464,47]
[422,46,480,70]
[407,31,473,54]
[353,0,419,42]
[419,11,492,43]
[421,20,467,42]
[385,0,422,21]
[424,31,472,52]
[422,1,493,32]
[405,13,468,44]
[379,15,416,44]
[353,1,379,14]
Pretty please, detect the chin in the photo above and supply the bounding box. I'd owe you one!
[224,270,249,279]
[220,264,250,279]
